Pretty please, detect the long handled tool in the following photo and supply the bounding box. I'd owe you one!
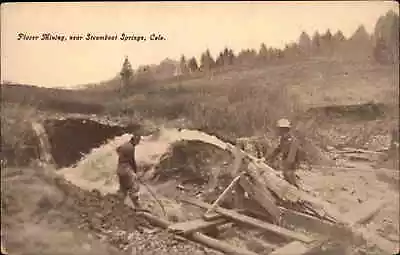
[137,177,167,217]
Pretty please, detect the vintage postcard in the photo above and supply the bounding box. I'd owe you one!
[1,2,399,255]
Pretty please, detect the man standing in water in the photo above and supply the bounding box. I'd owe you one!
[116,134,141,208]
[267,118,301,188]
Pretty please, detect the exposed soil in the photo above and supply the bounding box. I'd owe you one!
[1,111,399,255]
[1,165,223,255]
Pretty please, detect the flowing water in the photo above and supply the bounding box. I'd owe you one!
[55,127,232,195]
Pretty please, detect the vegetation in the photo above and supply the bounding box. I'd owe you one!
[1,10,398,165]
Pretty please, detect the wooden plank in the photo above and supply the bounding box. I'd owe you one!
[203,212,225,221]
[248,206,343,238]
[138,211,259,255]
[272,197,395,255]
[269,241,311,255]
[203,209,243,221]
[181,197,314,243]
[239,176,281,224]
[168,218,228,235]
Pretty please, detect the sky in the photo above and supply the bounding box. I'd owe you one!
[1,1,398,88]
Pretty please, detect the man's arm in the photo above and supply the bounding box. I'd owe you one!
[267,143,282,161]
[286,138,300,166]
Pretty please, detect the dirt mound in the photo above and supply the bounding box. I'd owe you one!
[152,140,232,184]
[305,102,390,121]
[1,165,222,255]
[1,166,129,255]
[1,165,151,249]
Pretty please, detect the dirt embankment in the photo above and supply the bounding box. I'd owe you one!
[1,165,221,255]
[2,116,143,169]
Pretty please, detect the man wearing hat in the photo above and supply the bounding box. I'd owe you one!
[116,134,142,208]
[267,118,301,188]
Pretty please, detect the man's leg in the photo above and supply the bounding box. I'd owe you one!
[127,171,141,209]
[117,174,128,201]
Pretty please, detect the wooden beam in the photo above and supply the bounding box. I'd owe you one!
[137,211,259,255]
[278,207,344,237]
[168,218,228,235]
[269,241,311,255]
[270,197,395,255]
[181,197,314,243]
[239,176,280,224]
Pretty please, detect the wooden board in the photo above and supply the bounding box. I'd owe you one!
[271,197,396,255]
[168,218,228,235]
[138,211,259,255]
[239,176,281,224]
[269,241,311,255]
[181,197,314,243]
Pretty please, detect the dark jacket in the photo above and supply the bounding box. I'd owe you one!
[116,141,137,172]
[269,133,301,169]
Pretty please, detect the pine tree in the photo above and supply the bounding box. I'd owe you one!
[188,57,199,73]
[119,56,134,88]
[216,52,224,66]
[200,49,215,71]
[311,31,322,55]
[321,29,334,56]
[373,10,399,64]
[179,55,189,75]
[259,43,268,61]
[333,30,346,42]
[227,49,235,65]
[298,31,312,56]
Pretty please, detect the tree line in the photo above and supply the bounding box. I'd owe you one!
[177,10,398,74]
[120,10,398,86]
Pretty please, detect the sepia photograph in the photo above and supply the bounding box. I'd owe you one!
[1,2,399,255]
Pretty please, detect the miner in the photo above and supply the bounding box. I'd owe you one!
[267,118,301,188]
[116,134,141,208]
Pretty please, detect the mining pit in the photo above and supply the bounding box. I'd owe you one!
[1,116,399,255]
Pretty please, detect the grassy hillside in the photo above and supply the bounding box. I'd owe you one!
[1,59,398,166]
[102,60,398,137]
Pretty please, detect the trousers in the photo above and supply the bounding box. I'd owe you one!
[116,163,140,205]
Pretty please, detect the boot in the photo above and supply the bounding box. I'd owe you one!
[128,191,141,209]
[116,189,127,203]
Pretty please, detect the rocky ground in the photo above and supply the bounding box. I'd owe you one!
[1,125,398,255]
[1,165,221,255]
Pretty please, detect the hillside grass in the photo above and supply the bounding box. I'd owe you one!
[1,59,398,166]
[103,60,399,143]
